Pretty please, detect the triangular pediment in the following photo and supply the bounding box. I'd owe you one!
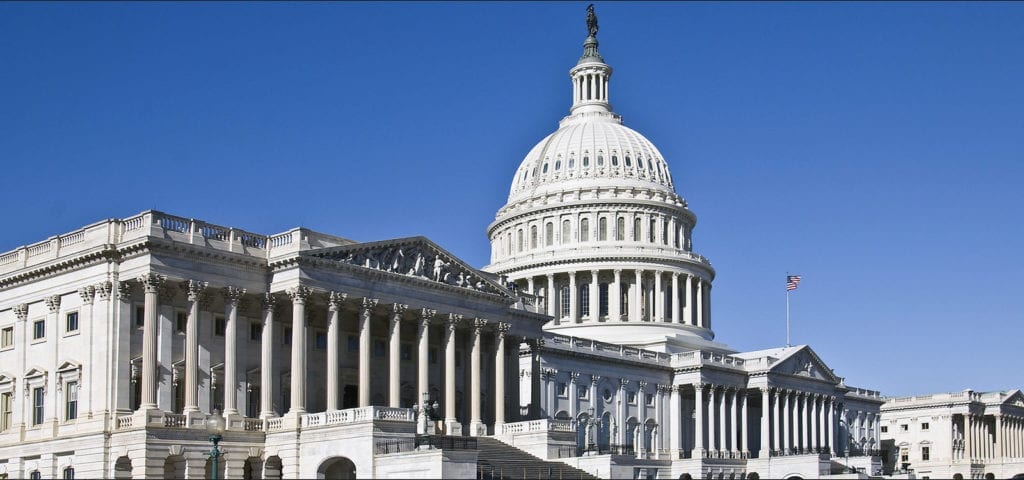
[1002,389,1024,408]
[0,372,14,384]
[305,236,512,298]
[24,366,47,378]
[770,346,838,383]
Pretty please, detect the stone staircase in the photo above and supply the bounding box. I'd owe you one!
[475,438,600,480]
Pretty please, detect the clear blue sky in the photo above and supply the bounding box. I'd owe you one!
[2,2,1022,398]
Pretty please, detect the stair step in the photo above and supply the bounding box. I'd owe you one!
[475,438,600,480]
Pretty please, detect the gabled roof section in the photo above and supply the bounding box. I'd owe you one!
[303,236,514,299]
[736,344,839,384]
[1001,389,1024,408]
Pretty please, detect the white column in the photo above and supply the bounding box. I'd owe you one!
[569,372,579,420]
[326,292,344,411]
[286,286,310,415]
[469,318,486,435]
[222,286,245,416]
[546,274,557,320]
[695,278,704,328]
[527,276,536,298]
[708,386,717,455]
[612,269,623,321]
[358,298,377,407]
[184,280,206,414]
[730,389,739,456]
[568,271,578,323]
[634,270,643,321]
[669,386,681,457]
[654,271,664,322]
[694,384,705,457]
[417,309,435,401]
[740,389,749,457]
[782,390,791,454]
[138,274,164,410]
[494,323,509,430]
[826,397,835,454]
[589,270,600,321]
[683,274,693,325]
[259,294,276,419]
[801,393,810,453]
[444,314,461,435]
[718,387,727,455]
[811,394,819,452]
[759,388,770,458]
[773,390,781,455]
[671,273,680,324]
[388,304,406,408]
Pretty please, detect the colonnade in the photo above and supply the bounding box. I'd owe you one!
[960,413,1024,461]
[133,274,516,436]
[1000,415,1024,459]
[521,270,710,327]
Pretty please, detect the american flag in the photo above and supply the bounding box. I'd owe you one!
[786,275,802,291]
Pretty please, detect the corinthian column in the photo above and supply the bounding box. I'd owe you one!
[568,272,578,323]
[633,270,643,322]
[612,269,622,321]
[183,280,207,414]
[469,318,487,436]
[654,271,663,322]
[359,298,378,407]
[259,294,276,419]
[671,273,680,324]
[138,273,164,410]
[546,274,557,320]
[494,323,510,430]
[326,292,346,411]
[417,309,435,401]
[444,314,462,435]
[683,274,693,325]
[760,388,770,458]
[287,286,311,415]
[694,384,705,458]
[222,286,246,416]
[389,304,407,408]
[695,279,704,328]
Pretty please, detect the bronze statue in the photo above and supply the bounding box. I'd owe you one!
[586,4,599,37]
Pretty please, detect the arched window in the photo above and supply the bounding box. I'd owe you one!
[580,285,590,317]
[599,283,609,317]
[542,162,549,174]
[580,218,590,242]
[545,222,554,246]
[506,232,512,257]
[633,218,642,241]
[616,217,625,241]
[562,220,571,244]
[649,218,657,243]
[517,229,524,252]
[530,225,538,249]
[597,153,604,166]
[611,154,619,166]
[560,286,571,317]
[662,220,668,245]
[625,155,632,167]
[598,217,608,241]
[674,225,681,248]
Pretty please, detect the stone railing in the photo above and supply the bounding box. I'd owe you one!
[545,333,671,365]
[846,386,882,399]
[498,418,576,435]
[672,350,745,369]
[243,418,264,431]
[265,417,285,432]
[300,406,415,430]
[163,413,187,428]
[115,415,134,430]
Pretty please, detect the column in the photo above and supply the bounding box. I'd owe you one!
[76,287,94,416]
[694,384,705,457]
[569,372,580,420]
[286,286,310,415]
[782,390,790,454]
[633,270,643,322]
[494,322,510,430]
[669,386,681,457]
[589,270,599,321]
[671,273,680,324]
[800,393,809,453]
[612,270,622,321]
[707,386,717,456]
[138,273,164,410]
[740,389,749,457]
[469,318,486,436]
[695,278,704,328]
[546,274,557,320]
[222,286,245,416]
[183,280,206,414]
[527,277,536,297]
[653,271,663,322]
[417,309,435,401]
[718,387,727,455]
[730,388,739,456]
[358,298,378,407]
[683,274,693,326]
[827,397,835,454]
[568,271,578,323]
[760,388,771,458]
[326,292,345,411]
[637,381,648,457]
[444,314,461,435]
[45,295,61,422]
[388,304,406,408]
[259,294,276,419]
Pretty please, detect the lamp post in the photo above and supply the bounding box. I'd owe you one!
[206,409,226,480]
[412,393,441,437]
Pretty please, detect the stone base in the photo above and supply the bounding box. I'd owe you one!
[469,421,486,437]
[445,419,463,436]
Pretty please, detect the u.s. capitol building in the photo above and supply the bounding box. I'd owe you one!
[1,8,1020,480]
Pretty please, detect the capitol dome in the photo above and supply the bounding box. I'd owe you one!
[484,15,724,354]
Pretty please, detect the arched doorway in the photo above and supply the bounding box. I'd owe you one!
[599,412,612,450]
[163,455,185,479]
[263,456,283,480]
[679,474,693,480]
[985,474,996,480]
[576,412,591,453]
[113,456,132,479]
[952,475,964,480]
[318,457,356,480]
[243,457,262,480]
[746,473,759,480]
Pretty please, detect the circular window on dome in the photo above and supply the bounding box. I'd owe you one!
[603,388,612,402]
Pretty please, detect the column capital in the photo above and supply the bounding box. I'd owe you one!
[419,308,436,327]
[638,380,649,391]
[694,383,706,392]
[78,285,96,305]
[654,270,663,276]
[472,317,488,331]
[327,291,347,311]
[496,321,511,337]
[619,378,630,389]
[569,371,581,381]
[223,286,246,306]
[137,273,166,293]
[391,303,409,316]
[117,281,133,303]
[13,303,28,321]
[45,295,61,313]
[613,269,622,275]
[95,281,113,300]
[446,313,463,330]
[361,297,379,311]
[183,280,208,302]
[260,293,277,312]
[287,286,312,304]
[591,374,601,386]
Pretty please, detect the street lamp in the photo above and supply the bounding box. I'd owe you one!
[206,409,226,480]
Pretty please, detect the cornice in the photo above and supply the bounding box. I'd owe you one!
[490,252,715,278]
[0,244,119,289]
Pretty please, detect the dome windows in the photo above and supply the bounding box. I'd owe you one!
[583,151,590,168]
[568,155,576,170]
[542,159,549,174]
[555,158,562,171]
[624,155,632,167]
[561,220,571,244]
[580,218,590,242]
[597,151,604,166]
[598,217,608,240]
[611,153,618,166]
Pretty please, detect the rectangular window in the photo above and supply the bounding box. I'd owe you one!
[315,331,327,350]
[32,320,45,340]
[1,326,12,348]
[32,387,44,425]
[557,382,567,397]
[560,286,570,317]
[627,391,637,404]
[900,448,909,463]
[577,385,588,399]
[922,446,930,461]
[30,472,41,480]
[599,283,609,317]
[63,467,75,480]
[881,425,888,433]
[214,316,226,336]
[175,311,187,333]
[0,391,11,431]
[646,393,655,406]
[65,381,78,421]
[900,424,908,432]
[580,285,590,317]
[282,327,292,346]
[347,335,358,352]
[921,422,929,431]
[135,305,145,327]
[65,312,79,333]
[250,322,262,341]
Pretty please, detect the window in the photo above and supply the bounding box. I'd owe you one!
[1,391,11,431]
[347,335,358,352]
[633,218,641,241]
[560,286,570,317]
[921,422,929,431]
[545,222,553,246]
[580,285,590,317]
[33,320,45,340]
[250,322,262,341]
[542,162,548,173]
[283,327,292,346]
[577,385,588,399]
[65,381,78,421]
[602,389,613,402]
[29,472,41,480]
[1,326,12,348]
[65,312,79,333]
[176,311,187,333]
[881,425,888,433]
[557,382,567,397]
[627,391,637,404]
[530,225,537,249]
[373,339,386,357]
[611,154,618,166]
[568,156,575,169]
[646,393,655,406]
[649,218,657,242]
[517,229,523,252]
[662,220,668,244]
[580,218,589,242]
[63,467,75,480]
[400,343,412,361]
[615,217,625,241]
[598,217,607,241]
[555,159,561,170]
[900,424,908,432]
[135,305,145,327]
[625,155,632,167]
[315,331,327,350]
[900,447,909,463]
[32,387,44,425]
[597,153,604,166]
[582,154,589,168]
[561,220,571,244]
[214,316,226,336]
[599,283,609,317]
[922,446,930,461]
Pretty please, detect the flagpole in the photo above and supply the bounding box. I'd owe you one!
[786,271,791,347]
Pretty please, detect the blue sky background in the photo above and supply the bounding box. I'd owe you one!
[1,2,1021,397]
